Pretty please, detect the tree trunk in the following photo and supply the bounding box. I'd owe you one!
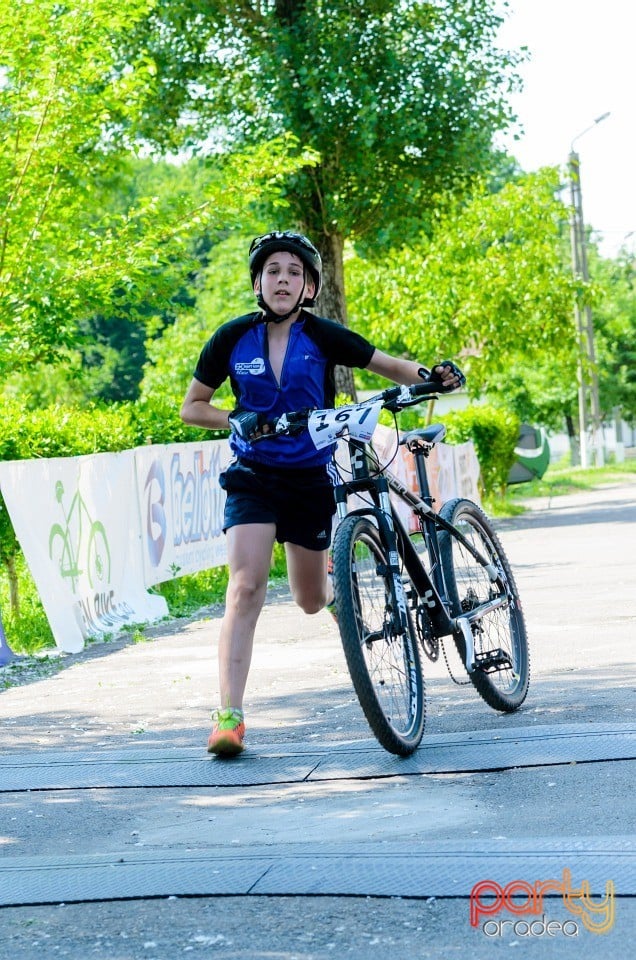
[314,231,357,400]
[565,413,580,466]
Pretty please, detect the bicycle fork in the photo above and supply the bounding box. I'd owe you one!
[335,475,411,638]
[376,481,411,633]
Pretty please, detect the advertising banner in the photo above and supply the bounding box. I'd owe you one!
[424,438,481,505]
[134,439,233,587]
[0,451,167,654]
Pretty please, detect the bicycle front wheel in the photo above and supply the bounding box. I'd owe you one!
[439,499,530,712]
[332,514,426,756]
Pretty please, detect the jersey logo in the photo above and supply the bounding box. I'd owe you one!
[234,358,265,376]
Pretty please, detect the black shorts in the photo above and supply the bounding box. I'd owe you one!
[219,459,336,551]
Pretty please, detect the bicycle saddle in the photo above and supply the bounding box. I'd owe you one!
[400,423,447,449]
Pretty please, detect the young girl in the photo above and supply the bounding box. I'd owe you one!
[180,231,462,755]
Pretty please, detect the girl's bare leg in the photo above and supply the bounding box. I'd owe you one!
[218,523,276,709]
[285,542,330,614]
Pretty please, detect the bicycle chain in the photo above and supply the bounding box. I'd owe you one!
[440,635,472,686]
[416,604,471,684]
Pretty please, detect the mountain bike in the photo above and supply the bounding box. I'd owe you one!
[261,381,530,756]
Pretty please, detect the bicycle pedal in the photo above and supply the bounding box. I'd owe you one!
[474,649,513,673]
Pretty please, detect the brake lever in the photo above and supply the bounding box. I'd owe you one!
[250,411,309,441]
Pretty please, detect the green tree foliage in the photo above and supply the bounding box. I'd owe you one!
[3,155,222,406]
[117,0,523,391]
[492,238,636,436]
[1,0,158,370]
[58,157,219,405]
[140,234,255,405]
[0,0,311,377]
[443,405,520,498]
[479,359,579,435]
[590,250,636,424]
[347,167,576,394]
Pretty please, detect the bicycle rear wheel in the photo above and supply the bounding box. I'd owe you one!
[438,499,529,711]
[332,514,426,755]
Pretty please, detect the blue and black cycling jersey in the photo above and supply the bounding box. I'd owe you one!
[193,311,375,468]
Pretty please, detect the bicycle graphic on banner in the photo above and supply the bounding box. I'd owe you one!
[48,480,111,593]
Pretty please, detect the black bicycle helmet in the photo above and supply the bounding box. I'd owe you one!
[248,231,322,307]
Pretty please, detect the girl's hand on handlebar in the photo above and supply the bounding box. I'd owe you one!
[228,408,271,441]
[229,407,313,442]
[421,361,466,392]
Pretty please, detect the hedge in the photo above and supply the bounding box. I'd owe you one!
[379,400,520,499]
[441,405,520,498]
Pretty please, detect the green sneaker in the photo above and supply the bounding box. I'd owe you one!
[207,708,246,757]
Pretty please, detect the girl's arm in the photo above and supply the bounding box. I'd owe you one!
[180,378,231,430]
[366,349,461,390]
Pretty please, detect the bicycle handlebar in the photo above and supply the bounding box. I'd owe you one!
[252,381,442,444]
[381,380,442,408]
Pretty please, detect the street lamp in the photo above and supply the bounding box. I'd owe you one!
[568,112,610,468]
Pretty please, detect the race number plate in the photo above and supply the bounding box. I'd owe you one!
[308,400,383,450]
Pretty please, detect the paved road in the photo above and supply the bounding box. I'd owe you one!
[0,481,635,958]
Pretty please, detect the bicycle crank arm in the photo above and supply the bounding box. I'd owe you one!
[452,593,511,673]
[466,594,512,622]
[453,617,476,673]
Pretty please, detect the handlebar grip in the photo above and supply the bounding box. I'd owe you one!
[409,381,443,397]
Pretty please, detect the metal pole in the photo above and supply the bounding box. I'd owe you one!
[575,169,605,468]
[568,151,588,468]
[569,152,605,467]
[568,114,609,468]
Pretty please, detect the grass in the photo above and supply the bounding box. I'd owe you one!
[0,543,290,658]
[0,555,55,658]
[484,458,636,516]
[154,542,288,618]
[510,458,636,498]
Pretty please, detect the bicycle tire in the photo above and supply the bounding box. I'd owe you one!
[332,514,426,755]
[438,498,529,712]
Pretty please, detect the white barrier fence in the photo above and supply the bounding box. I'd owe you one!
[134,441,233,587]
[0,432,479,654]
[0,440,232,653]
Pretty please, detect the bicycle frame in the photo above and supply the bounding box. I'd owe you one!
[334,436,512,673]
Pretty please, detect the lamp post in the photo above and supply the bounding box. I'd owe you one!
[568,112,609,468]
